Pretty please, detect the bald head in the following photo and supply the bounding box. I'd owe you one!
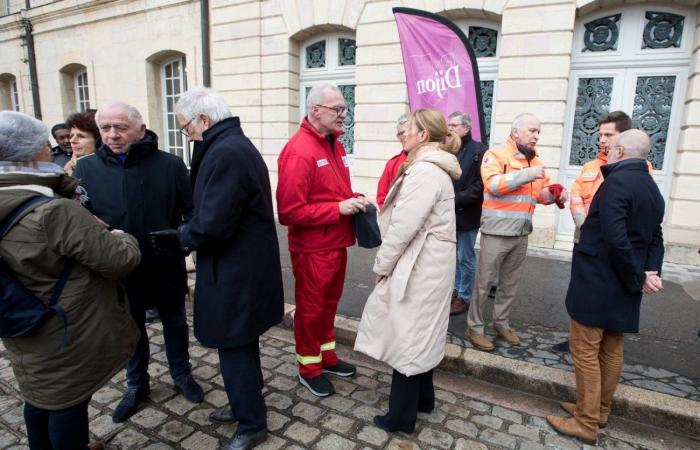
[608,129,650,164]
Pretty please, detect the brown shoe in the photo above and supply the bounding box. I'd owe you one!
[451,289,458,302]
[466,330,494,351]
[560,401,608,428]
[546,415,597,445]
[495,327,521,346]
[450,297,468,315]
[88,442,104,450]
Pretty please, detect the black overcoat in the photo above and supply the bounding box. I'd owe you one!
[565,158,665,333]
[179,117,284,349]
[73,130,193,306]
[453,132,487,231]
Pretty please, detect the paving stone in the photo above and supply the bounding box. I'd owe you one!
[320,413,356,435]
[418,427,454,449]
[351,389,380,405]
[209,374,225,387]
[260,356,283,369]
[356,424,389,446]
[275,363,298,377]
[440,403,471,418]
[267,410,291,432]
[332,379,357,396]
[417,408,447,424]
[283,421,320,445]
[110,427,149,448]
[294,387,320,403]
[192,365,219,380]
[353,376,379,389]
[130,407,168,428]
[519,442,548,450]
[291,401,324,422]
[150,383,178,403]
[260,346,282,357]
[355,366,376,377]
[188,408,215,426]
[445,418,479,437]
[256,434,287,450]
[350,405,383,422]
[492,406,523,424]
[0,396,20,414]
[89,414,122,438]
[479,429,516,449]
[0,428,18,447]
[267,376,297,391]
[628,379,686,397]
[159,420,194,442]
[92,386,123,404]
[141,444,176,450]
[163,395,198,415]
[204,389,229,408]
[435,389,457,403]
[602,439,637,450]
[464,399,490,413]
[320,395,356,412]
[215,423,236,438]
[471,414,503,430]
[314,432,355,450]
[527,415,551,429]
[454,438,488,450]
[386,438,421,450]
[180,430,220,450]
[266,392,293,410]
[544,432,580,450]
[508,423,540,441]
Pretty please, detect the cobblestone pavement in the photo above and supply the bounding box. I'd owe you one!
[446,324,700,402]
[0,319,697,450]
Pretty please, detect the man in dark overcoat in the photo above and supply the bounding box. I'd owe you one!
[73,102,203,423]
[174,87,284,450]
[547,129,665,445]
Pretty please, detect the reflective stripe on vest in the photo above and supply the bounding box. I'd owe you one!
[296,353,322,365]
[481,209,533,220]
[484,193,537,205]
[320,341,336,352]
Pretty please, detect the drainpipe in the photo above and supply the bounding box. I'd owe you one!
[20,17,42,119]
[200,0,210,87]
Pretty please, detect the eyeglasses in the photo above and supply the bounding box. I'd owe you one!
[179,118,193,138]
[314,104,346,116]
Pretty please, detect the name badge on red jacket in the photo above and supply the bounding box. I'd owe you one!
[316,158,328,167]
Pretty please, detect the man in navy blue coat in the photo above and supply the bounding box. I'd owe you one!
[174,87,284,450]
[547,129,665,445]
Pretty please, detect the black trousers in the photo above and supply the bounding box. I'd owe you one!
[24,398,90,450]
[384,369,435,432]
[219,337,267,436]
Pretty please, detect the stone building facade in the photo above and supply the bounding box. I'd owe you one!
[1,0,699,264]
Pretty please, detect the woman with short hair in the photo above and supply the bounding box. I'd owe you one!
[355,108,462,434]
[63,110,100,176]
[0,111,141,450]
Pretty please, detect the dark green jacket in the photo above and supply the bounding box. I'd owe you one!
[0,171,141,410]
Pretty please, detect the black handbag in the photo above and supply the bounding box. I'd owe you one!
[352,203,382,249]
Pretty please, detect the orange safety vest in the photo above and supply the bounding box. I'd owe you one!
[480,136,554,237]
[569,151,654,241]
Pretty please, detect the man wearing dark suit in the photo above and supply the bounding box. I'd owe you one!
[547,129,665,445]
[173,87,284,450]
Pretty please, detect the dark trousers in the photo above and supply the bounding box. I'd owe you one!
[219,338,267,436]
[126,298,191,389]
[385,369,435,432]
[24,398,90,450]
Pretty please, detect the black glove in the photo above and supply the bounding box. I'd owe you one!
[148,229,189,257]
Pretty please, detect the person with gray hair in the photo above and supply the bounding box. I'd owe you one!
[376,113,410,208]
[446,111,487,316]
[73,101,203,423]
[170,87,284,450]
[0,111,141,450]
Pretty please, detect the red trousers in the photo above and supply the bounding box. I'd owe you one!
[291,249,347,378]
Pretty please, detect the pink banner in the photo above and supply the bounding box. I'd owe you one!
[393,8,485,142]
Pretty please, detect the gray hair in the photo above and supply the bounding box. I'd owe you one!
[511,113,538,131]
[615,129,651,158]
[448,111,472,127]
[396,113,408,128]
[306,83,341,113]
[0,111,50,162]
[95,101,144,126]
[175,87,232,123]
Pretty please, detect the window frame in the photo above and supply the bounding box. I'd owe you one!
[9,78,19,112]
[160,56,189,165]
[74,70,90,112]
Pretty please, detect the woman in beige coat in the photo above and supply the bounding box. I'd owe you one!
[355,109,462,433]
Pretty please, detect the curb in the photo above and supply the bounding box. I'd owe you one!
[282,304,700,437]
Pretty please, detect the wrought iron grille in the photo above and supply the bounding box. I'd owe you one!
[338,39,356,66]
[569,78,613,165]
[306,41,326,68]
[479,80,493,145]
[468,27,497,58]
[642,12,683,49]
[338,85,355,154]
[633,76,675,170]
[583,14,620,52]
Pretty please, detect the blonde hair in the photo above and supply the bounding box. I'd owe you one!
[391,109,460,186]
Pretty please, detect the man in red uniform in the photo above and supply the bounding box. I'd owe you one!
[277,83,367,397]
[376,114,408,208]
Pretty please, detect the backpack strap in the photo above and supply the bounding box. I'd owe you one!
[0,195,53,239]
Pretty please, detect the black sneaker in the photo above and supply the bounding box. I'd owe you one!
[323,360,356,377]
[298,373,334,397]
[112,387,149,423]
[552,340,570,353]
[174,373,204,404]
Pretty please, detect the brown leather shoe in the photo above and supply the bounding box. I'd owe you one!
[546,415,597,445]
[450,297,468,315]
[496,327,521,346]
[88,442,104,450]
[560,401,608,428]
[466,330,494,351]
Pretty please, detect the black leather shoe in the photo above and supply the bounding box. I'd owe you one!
[112,387,149,423]
[373,414,415,434]
[219,428,268,450]
[552,340,570,353]
[323,360,356,377]
[209,408,236,424]
[174,374,204,404]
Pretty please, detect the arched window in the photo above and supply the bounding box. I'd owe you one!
[455,20,501,145]
[59,63,90,116]
[557,4,695,241]
[299,33,356,154]
[74,70,90,112]
[0,74,19,112]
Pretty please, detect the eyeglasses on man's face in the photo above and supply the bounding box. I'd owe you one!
[179,118,193,138]
[314,104,347,116]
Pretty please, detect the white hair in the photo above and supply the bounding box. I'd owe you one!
[511,113,537,132]
[306,83,341,114]
[175,87,232,123]
[449,111,472,127]
[396,113,408,128]
[0,111,50,162]
[95,101,144,126]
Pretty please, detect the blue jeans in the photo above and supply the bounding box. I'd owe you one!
[454,229,478,303]
[126,299,192,389]
[24,398,90,450]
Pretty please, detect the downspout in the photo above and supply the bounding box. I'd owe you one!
[200,0,210,87]
[20,17,41,119]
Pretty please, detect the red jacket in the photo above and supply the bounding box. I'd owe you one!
[376,150,407,208]
[277,119,356,253]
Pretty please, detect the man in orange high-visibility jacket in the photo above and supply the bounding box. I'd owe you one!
[466,113,568,352]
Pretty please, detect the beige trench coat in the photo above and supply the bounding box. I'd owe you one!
[355,143,462,376]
